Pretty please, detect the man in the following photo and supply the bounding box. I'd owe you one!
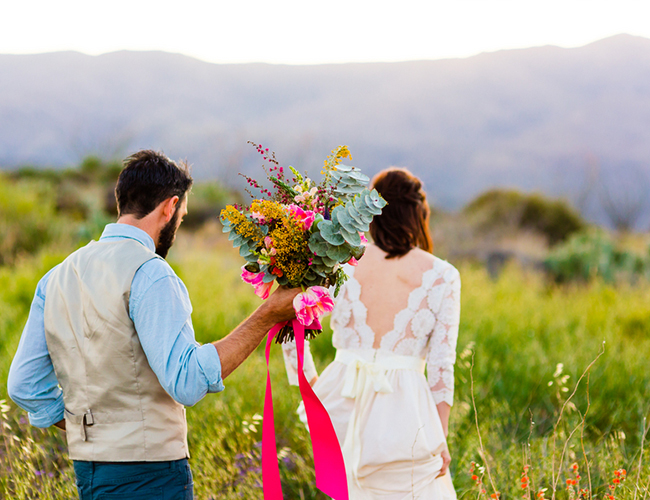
[7,150,298,498]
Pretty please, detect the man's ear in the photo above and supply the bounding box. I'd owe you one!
[162,196,180,222]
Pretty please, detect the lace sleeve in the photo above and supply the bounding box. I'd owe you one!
[282,339,318,386]
[426,265,461,406]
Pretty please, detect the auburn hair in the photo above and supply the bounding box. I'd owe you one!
[369,167,433,259]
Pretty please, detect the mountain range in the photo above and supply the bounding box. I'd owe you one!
[2,34,650,225]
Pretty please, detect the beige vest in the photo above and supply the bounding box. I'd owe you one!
[44,238,189,462]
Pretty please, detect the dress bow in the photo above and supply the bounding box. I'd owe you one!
[341,358,393,399]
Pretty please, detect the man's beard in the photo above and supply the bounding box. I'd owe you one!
[156,208,180,258]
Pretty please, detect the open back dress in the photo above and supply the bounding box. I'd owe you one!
[283,255,460,500]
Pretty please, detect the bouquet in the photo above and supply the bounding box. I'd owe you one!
[220,143,386,343]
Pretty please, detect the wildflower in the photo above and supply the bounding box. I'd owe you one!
[359,232,369,246]
[251,211,266,223]
[348,257,359,266]
[293,286,334,326]
[241,267,273,300]
[287,204,316,231]
[294,185,318,204]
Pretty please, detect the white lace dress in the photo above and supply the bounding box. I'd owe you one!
[283,257,460,500]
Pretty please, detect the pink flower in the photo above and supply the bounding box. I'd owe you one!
[241,266,273,300]
[251,211,266,224]
[288,204,316,231]
[359,233,368,246]
[348,257,359,266]
[293,286,334,326]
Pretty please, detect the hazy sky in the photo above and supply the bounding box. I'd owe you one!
[3,0,650,64]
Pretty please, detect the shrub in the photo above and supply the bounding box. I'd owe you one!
[464,189,584,245]
[0,175,66,266]
[545,230,647,283]
[183,182,240,230]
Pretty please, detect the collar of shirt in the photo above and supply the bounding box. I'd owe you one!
[100,223,156,253]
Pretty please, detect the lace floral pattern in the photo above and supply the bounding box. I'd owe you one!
[282,259,461,405]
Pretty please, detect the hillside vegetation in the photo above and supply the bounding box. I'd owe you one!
[1,163,650,498]
[4,34,650,226]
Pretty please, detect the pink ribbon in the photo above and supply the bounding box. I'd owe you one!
[263,319,349,500]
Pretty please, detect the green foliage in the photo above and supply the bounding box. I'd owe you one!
[545,230,648,283]
[465,189,585,245]
[0,399,76,499]
[450,263,650,497]
[184,182,238,230]
[0,175,69,266]
[330,164,370,199]
[3,238,650,497]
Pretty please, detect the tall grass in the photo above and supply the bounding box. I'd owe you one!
[0,234,649,498]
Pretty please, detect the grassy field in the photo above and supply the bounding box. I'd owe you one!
[1,228,650,499]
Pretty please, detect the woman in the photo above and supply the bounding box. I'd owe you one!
[283,167,460,499]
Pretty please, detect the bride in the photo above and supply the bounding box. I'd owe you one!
[283,167,460,499]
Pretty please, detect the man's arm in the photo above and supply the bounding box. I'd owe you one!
[214,286,300,379]
[7,268,66,430]
[132,260,299,406]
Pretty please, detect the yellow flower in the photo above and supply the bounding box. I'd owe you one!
[323,145,352,173]
[220,205,264,244]
[250,200,286,221]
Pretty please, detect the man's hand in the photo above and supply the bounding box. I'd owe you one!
[261,286,301,324]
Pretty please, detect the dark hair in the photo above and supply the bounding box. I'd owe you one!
[115,150,193,218]
[369,167,433,259]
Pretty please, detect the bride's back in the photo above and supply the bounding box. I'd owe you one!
[328,167,456,354]
[352,244,435,347]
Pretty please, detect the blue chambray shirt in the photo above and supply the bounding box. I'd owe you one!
[7,223,224,427]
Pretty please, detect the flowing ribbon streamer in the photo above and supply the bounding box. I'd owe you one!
[263,319,349,500]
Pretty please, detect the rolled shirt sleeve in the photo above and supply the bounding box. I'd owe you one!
[130,259,224,406]
[7,268,65,428]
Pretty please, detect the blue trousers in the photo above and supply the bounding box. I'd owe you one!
[73,459,193,500]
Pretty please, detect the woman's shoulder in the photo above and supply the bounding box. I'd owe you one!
[408,248,459,274]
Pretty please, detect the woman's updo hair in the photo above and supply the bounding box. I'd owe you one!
[369,167,433,259]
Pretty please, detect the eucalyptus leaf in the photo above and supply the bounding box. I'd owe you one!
[350,245,367,260]
[320,255,338,267]
[319,220,346,245]
[345,170,370,183]
[239,244,253,258]
[346,202,364,223]
[335,210,359,234]
[363,194,383,215]
[331,205,344,220]
[309,240,330,257]
[339,226,362,246]
[334,185,362,195]
[326,245,352,262]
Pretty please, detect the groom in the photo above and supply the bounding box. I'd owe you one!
[7,150,299,498]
